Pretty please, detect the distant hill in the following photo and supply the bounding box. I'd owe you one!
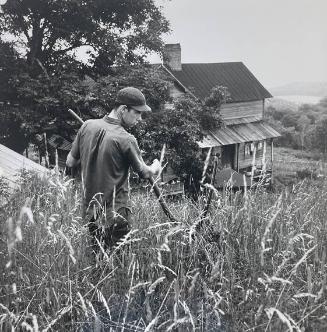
[269,82,327,97]
[266,94,325,111]
[266,98,299,112]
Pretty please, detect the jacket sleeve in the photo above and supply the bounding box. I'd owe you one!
[124,136,145,176]
[70,122,87,159]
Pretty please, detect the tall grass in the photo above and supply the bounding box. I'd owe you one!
[0,170,326,331]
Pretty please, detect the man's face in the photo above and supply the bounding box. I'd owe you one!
[122,107,143,127]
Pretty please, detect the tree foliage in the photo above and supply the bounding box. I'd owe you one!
[0,0,170,151]
[314,116,327,154]
[0,50,88,151]
[0,40,25,101]
[267,98,327,152]
[0,0,170,74]
[0,105,29,153]
[88,65,172,113]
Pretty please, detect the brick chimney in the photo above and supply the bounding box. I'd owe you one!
[163,43,182,71]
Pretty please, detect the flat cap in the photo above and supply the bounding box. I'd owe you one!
[115,87,151,112]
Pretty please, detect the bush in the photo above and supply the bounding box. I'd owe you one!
[0,176,10,205]
[296,167,318,180]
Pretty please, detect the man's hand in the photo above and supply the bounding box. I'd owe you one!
[66,152,80,168]
[140,158,161,179]
[150,159,161,176]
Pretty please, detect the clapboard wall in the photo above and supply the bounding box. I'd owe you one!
[220,100,263,121]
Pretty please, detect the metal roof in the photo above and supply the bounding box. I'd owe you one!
[167,62,272,102]
[198,122,281,148]
[0,144,47,189]
[198,135,220,148]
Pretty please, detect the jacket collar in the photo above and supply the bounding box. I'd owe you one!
[103,115,122,126]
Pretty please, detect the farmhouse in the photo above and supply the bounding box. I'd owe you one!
[162,43,280,186]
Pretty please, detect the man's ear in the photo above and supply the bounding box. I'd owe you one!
[117,105,126,111]
[116,105,127,119]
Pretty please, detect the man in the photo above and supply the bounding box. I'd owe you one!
[66,87,160,251]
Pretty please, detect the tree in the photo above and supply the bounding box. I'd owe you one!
[0,0,170,149]
[296,115,311,151]
[318,97,327,109]
[281,112,300,128]
[266,106,285,122]
[0,41,30,152]
[314,117,327,154]
[0,54,90,151]
[0,40,25,102]
[88,65,172,113]
[0,0,170,75]
[0,105,29,153]
[278,126,298,149]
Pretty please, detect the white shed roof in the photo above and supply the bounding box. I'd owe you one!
[0,144,47,190]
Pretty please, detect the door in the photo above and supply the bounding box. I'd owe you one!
[221,144,236,169]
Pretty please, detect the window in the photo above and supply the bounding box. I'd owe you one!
[244,142,252,156]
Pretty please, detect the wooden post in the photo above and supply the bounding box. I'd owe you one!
[236,143,240,172]
[271,139,274,185]
[250,143,257,186]
[43,133,49,168]
[262,140,267,174]
[200,147,212,186]
[25,145,29,158]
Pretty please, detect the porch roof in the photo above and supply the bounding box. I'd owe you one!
[198,121,281,148]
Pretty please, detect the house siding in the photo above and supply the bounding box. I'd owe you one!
[220,100,263,121]
[168,84,264,123]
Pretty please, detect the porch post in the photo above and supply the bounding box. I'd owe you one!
[250,144,257,186]
[236,143,240,172]
[271,139,274,184]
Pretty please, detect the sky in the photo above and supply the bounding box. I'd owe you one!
[148,0,327,89]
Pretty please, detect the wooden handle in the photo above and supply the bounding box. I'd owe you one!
[68,109,84,125]
[148,176,179,222]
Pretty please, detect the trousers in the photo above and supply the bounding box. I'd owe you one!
[86,206,131,252]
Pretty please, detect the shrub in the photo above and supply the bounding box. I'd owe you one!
[296,167,318,180]
[0,176,10,205]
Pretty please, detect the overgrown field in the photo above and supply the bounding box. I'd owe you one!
[1,171,327,331]
[274,147,326,188]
